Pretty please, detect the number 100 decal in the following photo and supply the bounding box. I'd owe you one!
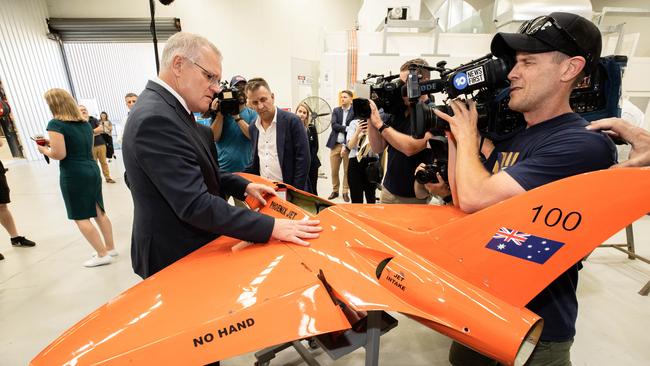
[531,205,582,231]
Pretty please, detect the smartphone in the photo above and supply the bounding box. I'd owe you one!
[30,136,50,163]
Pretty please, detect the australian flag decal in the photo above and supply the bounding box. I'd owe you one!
[486,227,564,264]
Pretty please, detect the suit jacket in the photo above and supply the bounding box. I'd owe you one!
[246,108,310,190]
[123,81,274,279]
[326,106,355,149]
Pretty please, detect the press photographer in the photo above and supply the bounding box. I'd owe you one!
[364,58,437,204]
[430,12,617,366]
[413,136,451,203]
[208,75,258,175]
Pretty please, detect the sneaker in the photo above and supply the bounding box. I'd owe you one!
[91,249,119,257]
[11,236,36,247]
[83,254,112,267]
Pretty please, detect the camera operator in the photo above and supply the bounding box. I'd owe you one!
[209,76,257,175]
[367,58,435,204]
[434,13,617,365]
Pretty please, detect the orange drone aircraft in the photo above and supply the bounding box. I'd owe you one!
[31,168,650,366]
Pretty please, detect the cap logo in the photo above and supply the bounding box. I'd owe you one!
[538,21,552,31]
[526,20,552,35]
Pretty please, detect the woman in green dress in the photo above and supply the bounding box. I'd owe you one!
[38,88,116,267]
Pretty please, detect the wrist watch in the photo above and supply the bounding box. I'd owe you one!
[378,123,390,133]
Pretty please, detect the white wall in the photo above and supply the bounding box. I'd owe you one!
[0,0,70,161]
[592,0,650,57]
[290,57,319,110]
[46,0,363,109]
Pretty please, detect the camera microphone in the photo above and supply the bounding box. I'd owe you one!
[406,71,421,101]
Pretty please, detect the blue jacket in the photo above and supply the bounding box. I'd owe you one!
[326,106,355,149]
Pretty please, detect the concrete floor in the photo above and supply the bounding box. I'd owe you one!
[0,153,649,366]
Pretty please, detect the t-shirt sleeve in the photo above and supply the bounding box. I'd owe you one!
[46,119,64,134]
[243,109,258,124]
[504,131,617,191]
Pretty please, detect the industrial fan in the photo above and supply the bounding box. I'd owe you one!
[299,96,332,134]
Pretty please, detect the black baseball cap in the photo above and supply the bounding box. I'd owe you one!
[490,12,601,72]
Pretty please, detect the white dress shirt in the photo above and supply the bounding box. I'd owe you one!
[336,106,351,144]
[255,108,283,182]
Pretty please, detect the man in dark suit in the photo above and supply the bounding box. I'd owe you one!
[122,32,321,279]
[325,90,355,201]
[245,78,310,191]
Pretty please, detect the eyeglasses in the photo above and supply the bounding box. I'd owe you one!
[518,15,591,64]
[186,58,220,87]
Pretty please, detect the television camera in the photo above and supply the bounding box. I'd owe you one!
[213,81,247,116]
[356,53,627,184]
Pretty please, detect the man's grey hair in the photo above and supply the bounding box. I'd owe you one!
[160,32,222,69]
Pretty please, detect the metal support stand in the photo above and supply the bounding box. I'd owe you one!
[254,340,320,366]
[254,311,398,366]
[598,224,650,296]
[600,225,637,259]
[364,311,382,366]
[291,341,321,366]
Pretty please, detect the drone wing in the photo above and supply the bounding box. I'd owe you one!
[30,238,351,365]
[344,168,650,308]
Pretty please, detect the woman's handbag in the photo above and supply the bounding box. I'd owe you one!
[365,156,383,185]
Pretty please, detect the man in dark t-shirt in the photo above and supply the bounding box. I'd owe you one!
[435,12,616,366]
[485,113,616,342]
[381,112,432,199]
[367,58,445,204]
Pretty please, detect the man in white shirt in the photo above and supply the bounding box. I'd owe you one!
[245,78,311,191]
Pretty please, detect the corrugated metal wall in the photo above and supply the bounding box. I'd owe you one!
[0,0,70,161]
[0,0,160,160]
[63,42,159,139]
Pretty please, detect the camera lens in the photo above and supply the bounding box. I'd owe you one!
[415,164,436,184]
[413,103,450,138]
